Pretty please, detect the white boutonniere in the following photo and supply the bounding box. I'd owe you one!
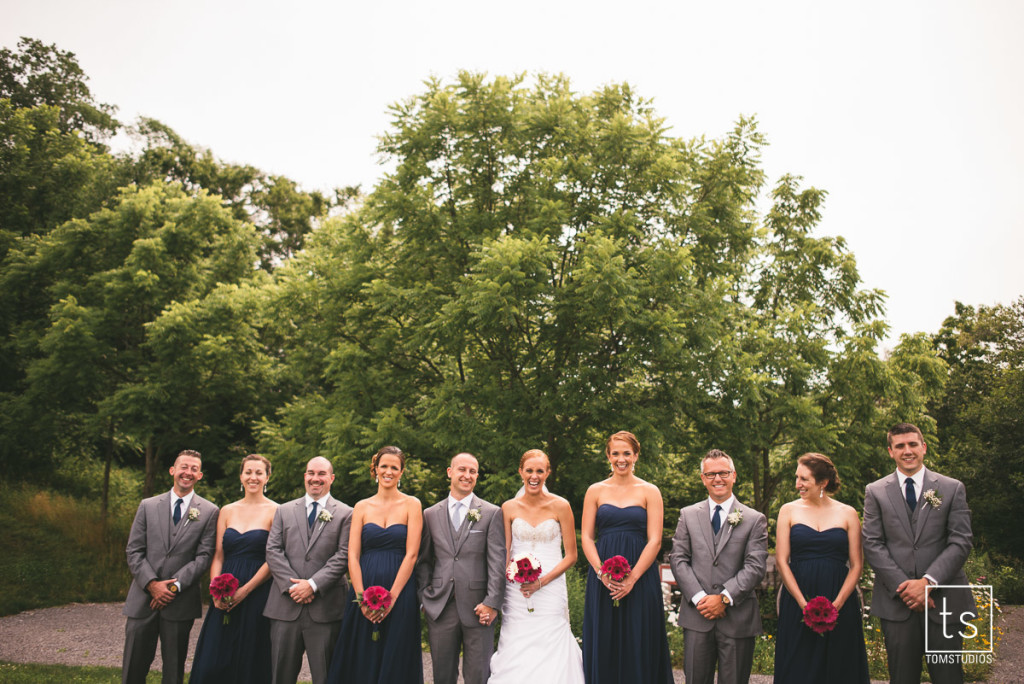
[922,489,942,509]
[183,507,200,527]
[727,510,742,527]
[316,508,333,532]
[467,508,481,524]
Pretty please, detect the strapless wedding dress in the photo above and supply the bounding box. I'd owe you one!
[488,518,584,684]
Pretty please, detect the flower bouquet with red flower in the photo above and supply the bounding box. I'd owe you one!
[505,553,542,613]
[356,585,393,641]
[600,555,632,607]
[209,573,239,624]
[802,596,838,635]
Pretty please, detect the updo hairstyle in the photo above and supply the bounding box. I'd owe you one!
[798,452,840,493]
[371,445,405,477]
[606,431,640,456]
[519,449,550,469]
[240,453,272,478]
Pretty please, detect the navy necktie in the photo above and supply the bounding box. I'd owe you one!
[173,498,183,525]
[905,478,917,510]
[308,501,318,529]
[711,504,722,535]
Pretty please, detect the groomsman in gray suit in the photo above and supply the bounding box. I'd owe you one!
[122,449,219,684]
[669,449,768,684]
[863,423,975,684]
[264,456,353,684]
[416,452,506,684]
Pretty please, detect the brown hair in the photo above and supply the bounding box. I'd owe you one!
[240,453,272,478]
[519,449,550,469]
[887,422,924,447]
[798,452,840,493]
[606,431,640,456]
[175,449,202,465]
[371,446,405,476]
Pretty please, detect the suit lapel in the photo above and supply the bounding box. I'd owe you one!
[453,495,475,554]
[696,501,715,557]
[168,495,201,555]
[913,472,938,542]
[156,493,173,554]
[437,503,457,551]
[885,474,915,540]
[293,499,310,546]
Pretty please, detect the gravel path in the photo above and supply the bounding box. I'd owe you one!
[3,602,1020,682]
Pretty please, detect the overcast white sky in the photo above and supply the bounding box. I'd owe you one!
[4,0,1022,348]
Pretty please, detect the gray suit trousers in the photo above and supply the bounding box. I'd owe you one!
[426,597,494,684]
[682,627,754,684]
[122,612,194,684]
[882,612,964,684]
[269,608,341,684]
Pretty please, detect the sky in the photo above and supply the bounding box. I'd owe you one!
[4,0,1023,349]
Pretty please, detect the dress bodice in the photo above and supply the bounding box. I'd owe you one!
[789,523,849,565]
[361,522,407,554]
[222,528,269,563]
[595,504,647,537]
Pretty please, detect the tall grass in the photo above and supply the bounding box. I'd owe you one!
[0,482,133,616]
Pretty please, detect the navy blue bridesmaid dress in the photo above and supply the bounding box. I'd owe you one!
[773,523,870,683]
[189,528,272,684]
[327,523,423,684]
[583,504,672,684]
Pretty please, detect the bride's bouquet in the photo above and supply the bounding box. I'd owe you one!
[506,553,542,613]
[802,596,838,635]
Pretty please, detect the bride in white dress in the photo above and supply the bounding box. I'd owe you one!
[489,449,585,684]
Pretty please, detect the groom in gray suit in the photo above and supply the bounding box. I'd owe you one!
[122,449,219,684]
[264,456,353,684]
[863,423,975,684]
[669,449,767,684]
[417,452,506,684]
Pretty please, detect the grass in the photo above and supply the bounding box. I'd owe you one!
[0,662,317,683]
[0,482,133,616]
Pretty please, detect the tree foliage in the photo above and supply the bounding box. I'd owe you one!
[931,299,1024,559]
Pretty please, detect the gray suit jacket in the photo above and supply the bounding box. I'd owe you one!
[416,494,505,627]
[263,495,353,623]
[123,492,219,620]
[669,499,768,638]
[863,470,975,623]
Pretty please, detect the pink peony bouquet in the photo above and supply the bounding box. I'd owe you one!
[802,596,838,635]
[505,553,542,613]
[209,573,239,624]
[357,585,393,641]
[600,555,632,607]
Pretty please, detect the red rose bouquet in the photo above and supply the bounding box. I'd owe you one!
[357,585,393,640]
[802,596,838,635]
[600,555,632,607]
[505,553,542,613]
[209,573,239,624]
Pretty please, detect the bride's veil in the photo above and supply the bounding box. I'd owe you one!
[514,484,550,498]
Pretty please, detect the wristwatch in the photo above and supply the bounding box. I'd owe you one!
[720,593,730,606]
[169,583,179,594]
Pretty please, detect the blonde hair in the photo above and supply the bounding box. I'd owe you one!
[519,449,550,469]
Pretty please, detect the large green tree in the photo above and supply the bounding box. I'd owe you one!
[260,73,921,515]
[931,299,1024,560]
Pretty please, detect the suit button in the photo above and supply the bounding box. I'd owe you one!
[455,557,459,561]
[713,561,718,566]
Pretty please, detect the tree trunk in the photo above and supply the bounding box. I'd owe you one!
[143,437,158,498]
[101,421,113,525]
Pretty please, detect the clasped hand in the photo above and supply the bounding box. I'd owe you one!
[897,578,934,612]
[696,594,727,620]
[288,578,315,604]
[602,575,635,602]
[361,591,394,624]
[147,579,178,611]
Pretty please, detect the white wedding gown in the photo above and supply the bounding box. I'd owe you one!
[488,518,584,684]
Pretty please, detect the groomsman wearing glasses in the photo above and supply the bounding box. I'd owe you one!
[669,449,767,684]
[122,450,219,684]
[863,423,975,684]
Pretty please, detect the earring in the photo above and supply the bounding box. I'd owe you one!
[397,479,401,488]
[239,483,243,493]
[819,489,824,499]
[375,477,379,484]
[263,484,267,494]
